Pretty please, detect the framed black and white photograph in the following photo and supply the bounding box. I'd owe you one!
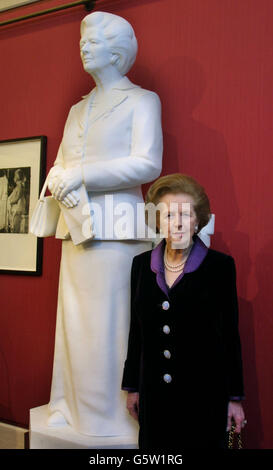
[0,136,46,275]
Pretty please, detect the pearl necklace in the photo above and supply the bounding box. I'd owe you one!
[164,259,186,272]
[164,244,193,272]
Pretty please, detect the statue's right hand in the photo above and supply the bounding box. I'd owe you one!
[48,170,63,198]
[48,175,80,208]
[48,166,82,202]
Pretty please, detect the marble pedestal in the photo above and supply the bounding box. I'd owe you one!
[30,405,138,449]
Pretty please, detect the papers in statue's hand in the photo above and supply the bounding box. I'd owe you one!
[59,185,94,245]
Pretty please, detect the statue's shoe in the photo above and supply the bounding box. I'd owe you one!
[47,411,68,427]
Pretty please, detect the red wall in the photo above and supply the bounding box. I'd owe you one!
[0,0,272,448]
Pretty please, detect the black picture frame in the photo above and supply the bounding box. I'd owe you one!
[0,1,41,13]
[0,135,47,275]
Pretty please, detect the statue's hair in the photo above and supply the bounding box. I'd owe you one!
[81,11,138,76]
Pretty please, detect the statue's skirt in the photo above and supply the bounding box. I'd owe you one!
[48,238,151,436]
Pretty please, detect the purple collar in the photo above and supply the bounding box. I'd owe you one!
[151,236,208,297]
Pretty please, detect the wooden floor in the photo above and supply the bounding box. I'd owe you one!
[0,422,28,449]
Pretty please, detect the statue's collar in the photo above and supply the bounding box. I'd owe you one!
[82,76,140,99]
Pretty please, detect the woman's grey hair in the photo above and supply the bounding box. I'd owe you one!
[81,11,138,76]
[145,173,211,233]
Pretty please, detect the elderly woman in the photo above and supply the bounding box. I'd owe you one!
[122,173,245,448]
[47,11,162,438]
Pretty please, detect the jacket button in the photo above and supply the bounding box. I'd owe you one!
[163,373,172,383]
[163,350,171,359]
[162,300,170,310]
[162,325,170,334]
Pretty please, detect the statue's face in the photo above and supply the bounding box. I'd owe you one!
[80,26,113,73]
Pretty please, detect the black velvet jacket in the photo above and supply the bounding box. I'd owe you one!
[122,241,244,449]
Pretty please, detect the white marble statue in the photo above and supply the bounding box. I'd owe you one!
[198,213,215,247]
[46,11,163,437]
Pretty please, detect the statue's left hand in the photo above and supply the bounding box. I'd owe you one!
[51,166,82,201]
[61,190,80,208]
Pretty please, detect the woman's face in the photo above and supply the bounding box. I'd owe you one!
[14,170,21,183]
[80,26,113,74]
[158,192,198,249]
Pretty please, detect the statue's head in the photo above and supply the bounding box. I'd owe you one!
[80,11,138,76]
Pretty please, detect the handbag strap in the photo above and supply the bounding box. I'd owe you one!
[228,423,243,449]
[39,172,52,201]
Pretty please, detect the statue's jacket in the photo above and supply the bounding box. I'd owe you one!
[53,76,163,240]
[122,237,245,448]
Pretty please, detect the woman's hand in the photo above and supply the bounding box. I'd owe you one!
[227,401,246,433]
[126,392,139,421]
